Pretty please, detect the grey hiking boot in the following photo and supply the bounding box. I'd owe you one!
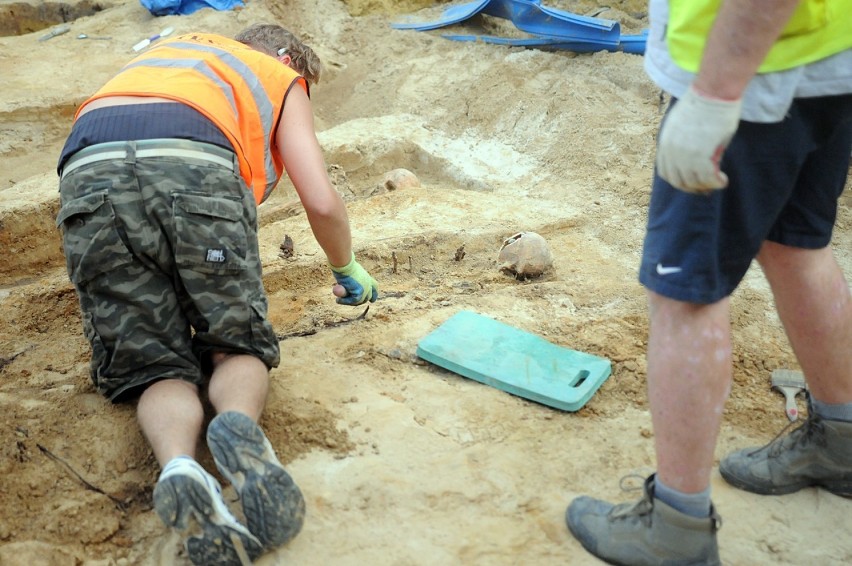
[566,475,721,566]
[153,456,263,565]
[207,411,306,550]
[720,409,852,497]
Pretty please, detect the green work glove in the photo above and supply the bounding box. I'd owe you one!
[330,253,379,306]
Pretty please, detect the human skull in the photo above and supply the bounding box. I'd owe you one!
[382,168,420,191]
[498,232,553,278]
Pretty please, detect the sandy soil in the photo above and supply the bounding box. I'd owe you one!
[1,0,851,564]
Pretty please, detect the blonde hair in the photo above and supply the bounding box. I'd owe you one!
[235,24,322,86]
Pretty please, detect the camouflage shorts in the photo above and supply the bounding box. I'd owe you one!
[57,141,280,402]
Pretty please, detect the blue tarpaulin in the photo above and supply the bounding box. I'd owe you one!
[392,0,647,55]
[140,0,244,16]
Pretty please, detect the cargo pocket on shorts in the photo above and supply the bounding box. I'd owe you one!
[250,297,280,369]
[81,311,110,392]
[56,191,134,286]
[173,193,248,274]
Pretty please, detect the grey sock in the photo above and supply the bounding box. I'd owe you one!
[812,398,852,422]
[654,477,711,518]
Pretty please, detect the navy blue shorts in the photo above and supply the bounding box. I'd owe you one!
[640,93,852,304]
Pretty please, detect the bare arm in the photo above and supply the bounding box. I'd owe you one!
[693,0,801,99]
[275,86,352,267]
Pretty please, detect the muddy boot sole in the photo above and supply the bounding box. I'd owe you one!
[208,411,306,549]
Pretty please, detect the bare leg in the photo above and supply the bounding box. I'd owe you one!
[718,242,852,497]
[565,292,727,563]
[757,241,852,403]
[137,353,269,467]
[647,291,733,493]
[138,379,204,466]
[208,353,270,421]
[143,376,266,563]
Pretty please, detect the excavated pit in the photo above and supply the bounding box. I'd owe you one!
[0,0,103,36]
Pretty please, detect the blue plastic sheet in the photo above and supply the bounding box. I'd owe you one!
[393,0,647,55]
[140,0,244,16]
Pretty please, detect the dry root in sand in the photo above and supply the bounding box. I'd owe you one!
[278,234,295,259]
[498,232,553,278]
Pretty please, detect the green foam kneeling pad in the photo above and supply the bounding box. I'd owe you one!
[416,310,611,412]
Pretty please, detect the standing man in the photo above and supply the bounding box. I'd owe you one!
[56,23,378,565]
[566,0,852,564]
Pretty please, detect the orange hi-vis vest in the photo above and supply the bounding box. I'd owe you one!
[76,33,308,204]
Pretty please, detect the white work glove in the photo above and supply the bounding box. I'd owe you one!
[656,85,743,194]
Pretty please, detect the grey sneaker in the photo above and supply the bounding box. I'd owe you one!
[153,456,263,565]
[207,411,306,550]
[566,475,721,566]
[720,411,852,497]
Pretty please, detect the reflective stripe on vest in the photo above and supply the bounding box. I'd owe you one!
[667,0,852,74]
[77,34,308,204]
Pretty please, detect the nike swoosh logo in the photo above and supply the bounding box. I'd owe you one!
[656,263,682,275]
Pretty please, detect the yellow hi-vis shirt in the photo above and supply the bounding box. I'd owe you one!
[667,0,852,74]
